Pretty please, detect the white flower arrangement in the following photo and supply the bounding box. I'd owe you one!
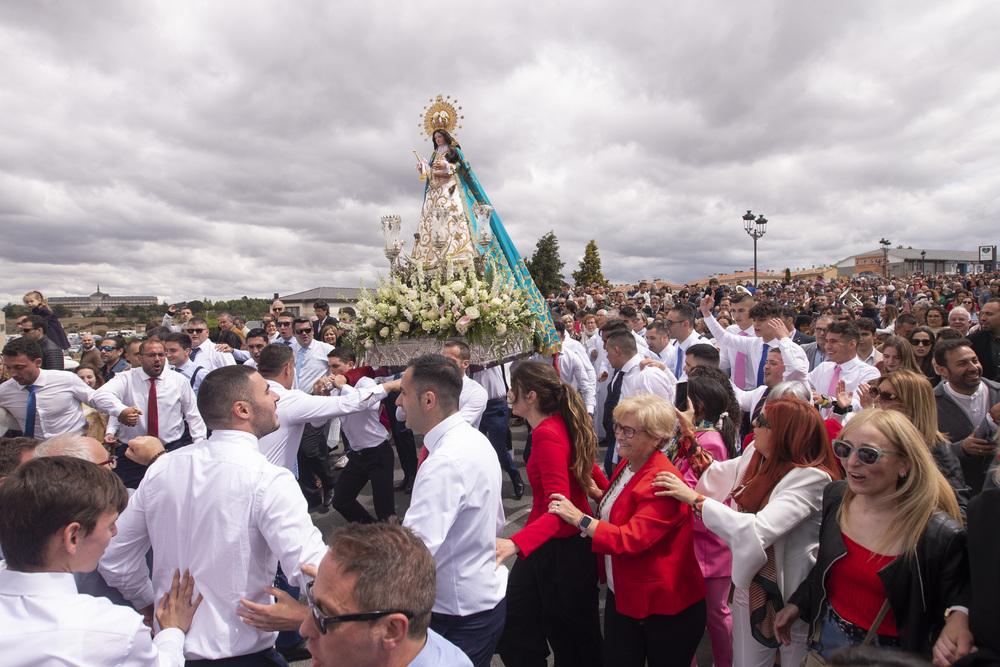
[351,261,538,355]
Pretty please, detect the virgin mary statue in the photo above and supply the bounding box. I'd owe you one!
[412,95,560,355]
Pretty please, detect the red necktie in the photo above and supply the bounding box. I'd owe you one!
[147,377,159,439]
[552,352,561,380]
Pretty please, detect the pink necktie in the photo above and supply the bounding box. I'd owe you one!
[825,365,842,417]
[734,331,750,390]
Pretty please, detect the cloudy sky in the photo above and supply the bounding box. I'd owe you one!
[1,1,997,305]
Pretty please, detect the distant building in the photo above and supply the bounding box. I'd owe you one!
[48,286,158,316]
[277,287,361,320]
[835,248,985,279]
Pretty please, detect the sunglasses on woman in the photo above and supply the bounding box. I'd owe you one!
[911,338,933,347]
[831,439,903,466]
[868,387,899,402]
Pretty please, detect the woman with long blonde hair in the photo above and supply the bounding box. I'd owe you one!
[859,369,969,520]
[775,409,969,661]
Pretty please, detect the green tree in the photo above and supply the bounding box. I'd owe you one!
[51,304,72,319]
[186,300,205,314]
[572,239,609,288]
[524,231,565,297]
[784,268,792,282]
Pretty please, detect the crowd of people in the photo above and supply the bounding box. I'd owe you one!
[0,268,999,667]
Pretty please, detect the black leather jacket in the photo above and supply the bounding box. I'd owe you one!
[788,481,970,655]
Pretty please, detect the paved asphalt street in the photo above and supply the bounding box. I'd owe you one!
[289,421,714,666]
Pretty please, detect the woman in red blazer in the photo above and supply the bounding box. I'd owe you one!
[496,362,608,667]
[550,392,707,667]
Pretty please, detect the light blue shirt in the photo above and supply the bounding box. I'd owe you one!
[409,628,473,667]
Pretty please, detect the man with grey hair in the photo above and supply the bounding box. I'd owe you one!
[948,306,972,337]
[32,432,112,466]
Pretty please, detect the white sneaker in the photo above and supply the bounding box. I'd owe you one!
[333,455,349,469]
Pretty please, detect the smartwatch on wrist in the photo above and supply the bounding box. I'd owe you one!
[578,515,593,535]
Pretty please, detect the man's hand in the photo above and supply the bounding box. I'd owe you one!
[598,371,609,383]
[119,406,142,427]
[699,294,715,318]
[835,380,853,409]
[962,436,993,457]
[104,433,119,446]
[768,317,791,340]
[215,343,233,354]
[167,304,178,315]
[332,374,348,391]
[380,378,402,394]
[932,610,975,666]
[156,569,204,634]
[125,436,166,466]
[639,359,667,372]
[989,401,1000,425]
[237,586,308,632]
[312,376,334,396]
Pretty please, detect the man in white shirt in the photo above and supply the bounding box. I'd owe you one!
[530,321,597,415]
[661,304,710,381]
[719,291,756,388]
[243,328,269,370]
[325,346,399,523]
[397,354,507,667]
[161,303,194,333]
[93,340,207,489]
[0,338,96,439]
[163,332,207,396]
[602,328,676,476]
[291,318,337,509]
[274,313,297,346]
[808,321,880,421]
[618,306,649,348]
[0,455,202,667]
[100,365,329,663]
[442,339,488,429]
[185,318,236,371]
[701,296,809,395]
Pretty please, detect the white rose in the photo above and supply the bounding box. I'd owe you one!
[451,280,464,291]
[465,306,480,319]
[490,298,503,308]
[366,317,376,328]
[422,321,434,332]
[496,323,507,335]
[388,305,398,317]
[398,321,410,333]
[379,327,390,338]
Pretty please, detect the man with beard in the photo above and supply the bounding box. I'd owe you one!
[934,338,1000,494]
[100,365,328,664]
[93,339,206,489]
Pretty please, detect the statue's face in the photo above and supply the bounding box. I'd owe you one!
[434,131,446,146]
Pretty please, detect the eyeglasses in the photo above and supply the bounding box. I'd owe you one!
[294,328,313,335]
[753,412,771,429]
[142,353,166,359]
[832,439,903,466]
[663,320,681,327]
[612,422,648,439]
[18,328,35,334]
[186,328,206,334]
[911,338,933,347]
[277,322,292,327]
[99,346,118,352]
[869,387,899,402]
[305,582,412,634]
[98,454,118,469]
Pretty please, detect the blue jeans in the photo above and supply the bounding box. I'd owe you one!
[431,598,506,667]
[815,607,902,658]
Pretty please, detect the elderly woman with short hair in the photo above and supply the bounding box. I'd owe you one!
[548,393,707,667]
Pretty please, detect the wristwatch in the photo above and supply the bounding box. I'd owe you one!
[578,515,593,535]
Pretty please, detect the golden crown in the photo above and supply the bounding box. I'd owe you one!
[420,94,463,140]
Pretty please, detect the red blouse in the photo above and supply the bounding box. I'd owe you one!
[827,532,899,636]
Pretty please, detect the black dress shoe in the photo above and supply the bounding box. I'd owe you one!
[276,638,312,662]
[512,476,525,500]
[394,476,413,492]
[322,487,335,507]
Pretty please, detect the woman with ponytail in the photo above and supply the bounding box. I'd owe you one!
[496,361,608,666]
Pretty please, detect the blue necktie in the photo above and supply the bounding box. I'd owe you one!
[189,347,200,362]
[296,346,308,378]
[24,385,37,438]
[674,345,684,379]
[282,339,292,346]
[756,343,770,387]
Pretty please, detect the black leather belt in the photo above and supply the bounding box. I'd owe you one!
[828,605,900,647]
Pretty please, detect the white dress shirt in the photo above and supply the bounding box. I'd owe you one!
[99,430,328,660]
[560,334,598,412]
[0,569,185,667]
[332,376,390,450]
[661,332,710,382]
[403,412,507,616]
[587,332,607,372]
[720,323,755,387]
[808,357,881,421]
[458,375,488,429]
[707,316,808,392]
[618,353,677,405]
[259,379,387,471]
[0,369,94,438]
[189,339,235,372]
[471,365,507,400]
[171,361,207,395]
[292,340,334,392]
[93,368,207,444]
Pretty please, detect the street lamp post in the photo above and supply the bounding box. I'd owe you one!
[920,250,926,276]
[879,238,891,279]
[742,210,768,288]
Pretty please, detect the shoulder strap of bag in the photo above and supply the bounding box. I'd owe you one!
[861,600,892,646]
